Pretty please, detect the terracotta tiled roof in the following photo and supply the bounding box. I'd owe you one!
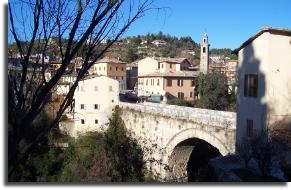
[96,57,127,64]
[156,57,188,64]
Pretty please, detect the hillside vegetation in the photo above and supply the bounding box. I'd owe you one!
[9,32,237,64]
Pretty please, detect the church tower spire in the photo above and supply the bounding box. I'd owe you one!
[200,33,210,74]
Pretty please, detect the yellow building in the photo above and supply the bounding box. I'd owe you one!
[93,57,127,91]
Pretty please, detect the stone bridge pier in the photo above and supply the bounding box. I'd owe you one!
[119,102,236,181]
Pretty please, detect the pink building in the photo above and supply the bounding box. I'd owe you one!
[137,57,199,101]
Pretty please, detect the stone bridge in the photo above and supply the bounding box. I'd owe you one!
[120,102,236,181]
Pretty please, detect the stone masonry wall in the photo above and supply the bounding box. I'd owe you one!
[119,102,236,180]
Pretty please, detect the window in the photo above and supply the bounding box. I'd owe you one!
[158,63,160,69]
[121,76,123,80]
[121,67,124,71]
[94,104,99,109]
[81,119,85,124]
[116,67,118,71]
[244,74,258,97]
[109,85,113,91]
[110,66,112,70]
[177,79,183,87]
[112,99,114,103]
[94,86,98,91]
[104,66,105,70]
[161,64,164,68]
[95,119,98,124]
[246,119,253,137]
[146,79,148,85]
[191,80,195,87]
[80,104,85,109]
[157,79,160,86]
[170,63,172,69]
[167,79,172,86]
[99,67,101,71]
[178,92,184,99]
[190,92,193,98]
[203,47,206,53]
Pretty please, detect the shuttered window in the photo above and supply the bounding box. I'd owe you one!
[167,79,172,86]
[178,92,184,99]
[244,74,258,97]
[246,119,253,137]
[177,79,183,87]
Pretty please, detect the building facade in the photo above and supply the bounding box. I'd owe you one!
[137,57,198,101]
[225,60,238,86]
[59,75,119,137]
[93,57,127,91]
[209,59,238,86]
[234,27,291,146]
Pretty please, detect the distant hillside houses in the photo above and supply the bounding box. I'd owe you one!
[182,49,196,56]
[151,40,167,46]
[209,54,230,64]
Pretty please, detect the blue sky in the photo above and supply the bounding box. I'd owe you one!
[124,0,291,49]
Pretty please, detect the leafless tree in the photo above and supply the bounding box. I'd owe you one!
[8,0,157,177]
[250,130,273,178]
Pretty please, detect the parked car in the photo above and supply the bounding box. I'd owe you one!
[137,96,148,103]
[147,94,163,103]
[125,92,138,102]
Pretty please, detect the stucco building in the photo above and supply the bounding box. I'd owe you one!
[137,57,198,101]
[225,60,238,86]
[209,60,238,86]
[93,57,127,91]
[59,75,119,137]
[234,27,291,146]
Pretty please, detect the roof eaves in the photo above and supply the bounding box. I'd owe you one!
[233,27,291,54]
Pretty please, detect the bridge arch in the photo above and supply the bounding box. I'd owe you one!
[164,127,231,163]
[163,127,230,181]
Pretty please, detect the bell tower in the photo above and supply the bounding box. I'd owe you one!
[200,33,210,74]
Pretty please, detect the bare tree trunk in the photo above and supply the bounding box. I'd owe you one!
[8,0,156,178]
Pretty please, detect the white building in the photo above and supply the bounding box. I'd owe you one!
[151,40,167,46]
[234,27,291,146]
[56,74,77,95]
[59,75,119,137]
[29,53,50,64]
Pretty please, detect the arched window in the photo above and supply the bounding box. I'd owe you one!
[203,47,206,53]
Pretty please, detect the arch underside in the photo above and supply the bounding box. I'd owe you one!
[164,127,231,163]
